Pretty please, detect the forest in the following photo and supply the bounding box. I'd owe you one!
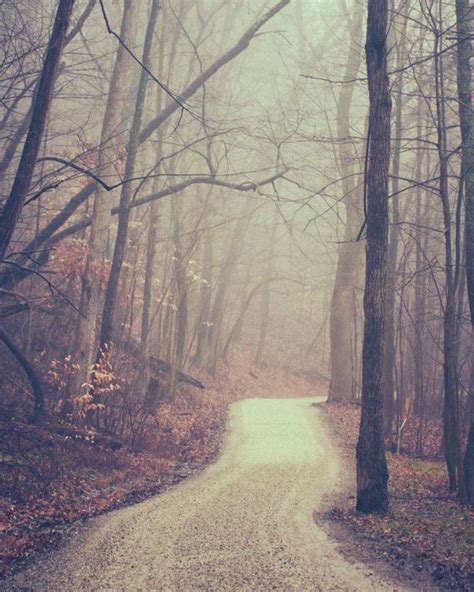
[0,0,473,589]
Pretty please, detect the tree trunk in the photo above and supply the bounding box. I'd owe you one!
[414,158,428,454]
[141,2,176,350]
[356,0,391,514]
[254,210,277,367]
[206,200,252,375]
[69,0,138,401]
[455,0,474,504]
[98,0,160,351]
[0,0,75,259]
[413,94,428,422]
[382,9,407,438]
[141,201,159,346]
[464,368,474,504]
[328,0,365,403]
[0,329,44,424]
[171,193,188,370]
[193,227,213,367]
[433,8,464,494]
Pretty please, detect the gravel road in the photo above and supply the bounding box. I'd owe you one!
[5,398,409,591]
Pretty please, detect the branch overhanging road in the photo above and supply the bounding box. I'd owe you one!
[7,398,407,591]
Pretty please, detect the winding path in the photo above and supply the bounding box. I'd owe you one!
[7,398,406,591]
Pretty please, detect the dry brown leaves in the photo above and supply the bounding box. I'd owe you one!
[321,403,474,590]
[1,363,316,576]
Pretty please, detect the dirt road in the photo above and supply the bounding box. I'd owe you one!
[6,398,409,591]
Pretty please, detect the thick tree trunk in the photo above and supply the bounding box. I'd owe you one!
[464,368,474,504]
[356,0,391,515]
[455,0,474,504]
[0,0,75,259]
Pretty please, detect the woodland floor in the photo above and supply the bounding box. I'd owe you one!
[0,365,316,579]
[4,395,418,591]
[2,372,471,590]
[318,403,474,591]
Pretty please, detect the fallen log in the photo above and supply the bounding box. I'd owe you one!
[149,356,205,390]
[119,339,205,390]
[45,420,123,450]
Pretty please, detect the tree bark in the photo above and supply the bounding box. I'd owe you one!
[455,0,474,504]
[0,0,75,259]
[356,0,391,514]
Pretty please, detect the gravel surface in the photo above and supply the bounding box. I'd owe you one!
[5,398,411,591]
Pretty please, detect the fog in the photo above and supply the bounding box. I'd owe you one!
[0,0,473,548]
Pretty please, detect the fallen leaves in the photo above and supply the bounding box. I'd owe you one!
[0,389,221,575]
[1,363,309,577]
[320,402,474,591]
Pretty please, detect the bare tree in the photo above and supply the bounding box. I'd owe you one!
[0,0,75,259]
[356,0,391,514]
[328,0,365,403]
[69,0,139,403]
[455,0,474,505]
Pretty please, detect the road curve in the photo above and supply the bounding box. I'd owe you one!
[6,398,405,591]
